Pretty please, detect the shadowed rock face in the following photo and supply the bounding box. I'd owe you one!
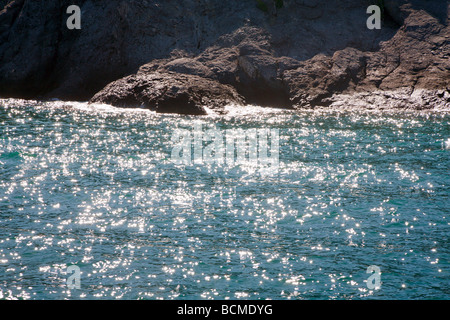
[0,0,449,113]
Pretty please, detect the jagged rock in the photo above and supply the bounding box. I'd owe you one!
[0,0,449,113]
[0,0,398,100]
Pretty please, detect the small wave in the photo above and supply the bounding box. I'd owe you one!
[51,101,157,115]
[223,103,287,117]
[202,105,219,116]
[0,98,158,114]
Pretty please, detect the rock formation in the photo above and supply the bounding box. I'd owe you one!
[0,0,448,114]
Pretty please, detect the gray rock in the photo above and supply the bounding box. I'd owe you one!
[327,88,450,111]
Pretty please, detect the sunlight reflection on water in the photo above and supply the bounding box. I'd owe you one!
[0,99,449,300]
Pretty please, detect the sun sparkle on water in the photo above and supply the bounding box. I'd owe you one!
[0,99,449,300]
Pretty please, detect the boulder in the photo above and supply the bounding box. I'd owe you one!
[90,72,244,115]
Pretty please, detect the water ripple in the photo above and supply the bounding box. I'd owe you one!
[0,99,449,300]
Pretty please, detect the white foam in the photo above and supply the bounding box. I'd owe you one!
[223,103,286,117]
[46,100,157,115]
[202,105,219,116]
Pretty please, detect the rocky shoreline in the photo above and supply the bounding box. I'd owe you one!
[1,0,449,115]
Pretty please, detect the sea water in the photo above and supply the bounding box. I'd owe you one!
[0,99,448,300]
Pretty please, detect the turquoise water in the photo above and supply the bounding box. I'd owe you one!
[0,99,448,300]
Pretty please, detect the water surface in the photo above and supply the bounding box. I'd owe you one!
[0,99,448,299]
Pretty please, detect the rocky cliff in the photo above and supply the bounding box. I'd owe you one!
[0,0,449,114]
